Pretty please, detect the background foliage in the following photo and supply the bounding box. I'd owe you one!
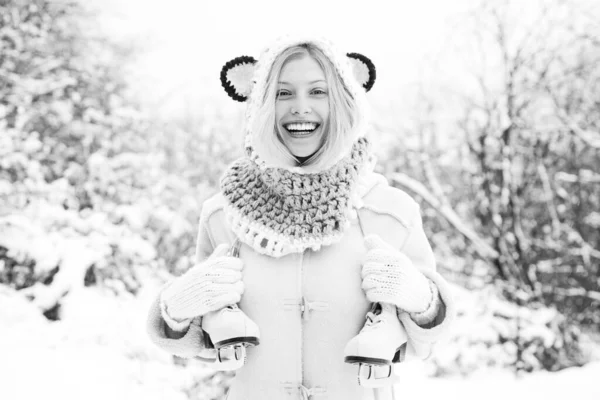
[1,0,599,398]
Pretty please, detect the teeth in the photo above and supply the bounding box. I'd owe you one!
[285,122,318,131]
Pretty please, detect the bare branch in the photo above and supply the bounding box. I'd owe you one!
[547,88,600,149]
[557,109,600,149]
[544,287,600,302]
[563,225,600,260]
[555,170,600,184]
[537,163,561,239]
[391,172,499,260]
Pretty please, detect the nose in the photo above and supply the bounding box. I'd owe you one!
[291,96,311,115]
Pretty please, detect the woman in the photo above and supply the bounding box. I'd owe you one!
[147,35,455,400]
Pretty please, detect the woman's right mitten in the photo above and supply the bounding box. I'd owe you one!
[160,243,244,330]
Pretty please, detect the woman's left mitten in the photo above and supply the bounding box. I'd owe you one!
[361,234,433,314]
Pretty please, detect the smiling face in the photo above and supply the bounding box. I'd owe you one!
[275,54,330,158]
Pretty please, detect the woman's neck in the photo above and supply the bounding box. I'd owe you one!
[294,151,318,166]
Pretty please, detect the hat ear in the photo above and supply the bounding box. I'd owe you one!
[346,52,376,92]
[220,55,257,102]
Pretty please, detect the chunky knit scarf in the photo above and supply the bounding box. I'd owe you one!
[220,137,373,258]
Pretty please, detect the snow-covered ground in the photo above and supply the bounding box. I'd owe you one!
[393,361,600,399]
[2,282,599,400]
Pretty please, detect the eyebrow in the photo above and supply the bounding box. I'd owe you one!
[278,80,326,85]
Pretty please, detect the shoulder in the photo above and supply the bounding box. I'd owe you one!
[198,191,235,246]
[359,172,420,229]
[200,191,227,223]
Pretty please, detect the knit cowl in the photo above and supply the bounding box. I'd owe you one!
[221,137,374,258]
[219,35,374,258]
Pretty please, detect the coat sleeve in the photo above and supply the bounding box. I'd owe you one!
[396,202,456,360]
[145,203,218,359]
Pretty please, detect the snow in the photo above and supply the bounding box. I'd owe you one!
[394,361,600,399]
[0,215,62,273]
[1,284,599,400]
[0,284,201,400]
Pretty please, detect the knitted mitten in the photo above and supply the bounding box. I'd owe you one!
[160,243,244,331]
[361,235,440,325]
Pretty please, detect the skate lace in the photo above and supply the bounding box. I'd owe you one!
[365,311,382,326]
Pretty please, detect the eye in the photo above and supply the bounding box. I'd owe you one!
[311,89,327,96]
[277,89,291,98]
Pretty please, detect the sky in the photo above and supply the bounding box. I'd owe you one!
[84,0,600,151]
[89,0,480,119]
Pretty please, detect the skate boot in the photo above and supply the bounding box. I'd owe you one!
[201,304,260,371]
[344,302,408,388]
[199,239,260,371]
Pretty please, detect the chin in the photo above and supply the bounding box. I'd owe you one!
[289,145,320,157]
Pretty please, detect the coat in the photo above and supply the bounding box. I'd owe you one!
[146,171,455,400]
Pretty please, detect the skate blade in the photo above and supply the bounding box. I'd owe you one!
[392,344,407,364]
[357,364,394,388]
[214,336,260,348]
[344,355,391,366]
[214,345,247,371]
[344,344,403,366]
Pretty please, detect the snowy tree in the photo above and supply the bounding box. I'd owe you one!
[0,0,243,321]
[0,0,181,315]
[454,0,600,322]
[374,0,599,373]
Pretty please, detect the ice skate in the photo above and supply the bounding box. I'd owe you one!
[344,302,408,387]
[202,304,260,370]
[200,239,259,371]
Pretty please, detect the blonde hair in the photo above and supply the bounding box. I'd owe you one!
[251,43,364,170]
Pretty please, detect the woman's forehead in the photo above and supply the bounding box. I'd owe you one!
[279,56,326,84]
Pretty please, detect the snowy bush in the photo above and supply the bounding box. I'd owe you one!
[428,284,590,377]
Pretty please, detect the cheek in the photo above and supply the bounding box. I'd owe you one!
[275,103,286,122]
[317,98,329,116]
[318,104,330,122]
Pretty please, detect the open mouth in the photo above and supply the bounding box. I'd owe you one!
[283,122,321,137]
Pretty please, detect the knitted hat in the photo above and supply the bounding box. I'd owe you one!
[219,35,378,257]
[220,35,376,173]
